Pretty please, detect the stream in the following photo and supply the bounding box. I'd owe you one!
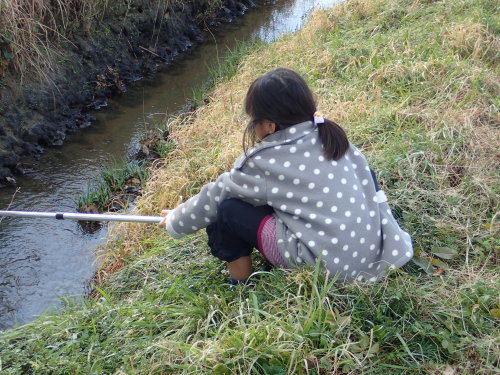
[0,0,340,330]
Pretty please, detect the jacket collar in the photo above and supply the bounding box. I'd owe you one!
[235,121,317,169]
[260,120,316,145]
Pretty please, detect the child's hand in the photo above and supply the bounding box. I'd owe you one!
[158,209,171,229]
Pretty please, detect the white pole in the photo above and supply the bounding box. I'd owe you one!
[0,210,163,223]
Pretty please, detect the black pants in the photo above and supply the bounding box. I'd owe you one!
[206,169,379,262]
[206,199,273,262]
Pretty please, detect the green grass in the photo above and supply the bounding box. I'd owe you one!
[76,159,150,212]
[0,234,497,374]
[1,0,498,373]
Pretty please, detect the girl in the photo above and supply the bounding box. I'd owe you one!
[159,68,413,284]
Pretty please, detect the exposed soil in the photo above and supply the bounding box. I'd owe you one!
[0,0,254,187]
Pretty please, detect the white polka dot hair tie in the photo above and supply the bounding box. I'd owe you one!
[313,111,325,125]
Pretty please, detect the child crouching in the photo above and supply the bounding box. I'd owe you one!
[159,68,413,284]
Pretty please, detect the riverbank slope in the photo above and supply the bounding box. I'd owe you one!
[1,0,498,373]
[0,0,253,186]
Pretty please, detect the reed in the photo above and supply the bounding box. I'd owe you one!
[0,0,209,87]
[0,0,113,85]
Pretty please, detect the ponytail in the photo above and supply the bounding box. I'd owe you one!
[318,118,349,161]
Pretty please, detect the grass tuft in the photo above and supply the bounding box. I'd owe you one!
[76,158,149,213]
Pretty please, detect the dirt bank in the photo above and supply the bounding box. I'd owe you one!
[0,0,254,187]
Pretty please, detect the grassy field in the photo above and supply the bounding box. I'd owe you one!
[1,0,498,373]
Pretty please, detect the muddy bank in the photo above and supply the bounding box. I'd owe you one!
[0,0,254,187]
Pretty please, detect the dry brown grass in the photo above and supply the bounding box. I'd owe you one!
[0,0,112,85]
[443,22,500,62]
[1,0,201,87]
[327,0,387,22]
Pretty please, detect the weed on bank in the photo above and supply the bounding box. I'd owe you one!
[0,0,498,373]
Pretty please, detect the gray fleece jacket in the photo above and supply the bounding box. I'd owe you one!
[166,120,413,282]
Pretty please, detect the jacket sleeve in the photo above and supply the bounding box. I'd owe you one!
[165,158,267,238]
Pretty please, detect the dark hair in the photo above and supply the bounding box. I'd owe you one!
[243,68,349,160]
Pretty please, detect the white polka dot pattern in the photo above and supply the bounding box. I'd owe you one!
[164,120,413,283]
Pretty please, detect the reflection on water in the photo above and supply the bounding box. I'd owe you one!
[0,0,340,330]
